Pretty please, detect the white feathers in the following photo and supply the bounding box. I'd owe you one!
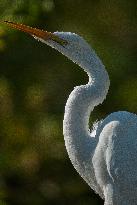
[36,31,137,204]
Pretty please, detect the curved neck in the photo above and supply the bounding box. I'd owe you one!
[63,50,110,166]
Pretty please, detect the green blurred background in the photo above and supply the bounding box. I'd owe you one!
[0,0,136,204]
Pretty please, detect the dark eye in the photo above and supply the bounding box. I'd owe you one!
[51,35,68,46]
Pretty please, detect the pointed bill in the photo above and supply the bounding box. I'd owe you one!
[3,21,67,46]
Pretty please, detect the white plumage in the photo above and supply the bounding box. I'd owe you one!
[44,32,137,205]
[5,21,137,204]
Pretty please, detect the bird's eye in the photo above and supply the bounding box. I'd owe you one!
[51,35,68,47]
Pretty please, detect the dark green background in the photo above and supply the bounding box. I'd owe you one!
[0,0,137,204]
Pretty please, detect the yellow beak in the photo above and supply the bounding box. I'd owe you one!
[3,21,67,46]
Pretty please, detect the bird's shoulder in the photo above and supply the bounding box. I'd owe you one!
[101,111,137,134]
[94,111,137,186]
[95,111,137,152]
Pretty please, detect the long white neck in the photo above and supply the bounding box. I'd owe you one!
[41,32,110,195]
[63,47,110,187]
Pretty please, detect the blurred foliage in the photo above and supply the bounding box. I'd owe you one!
[0,0,137,204]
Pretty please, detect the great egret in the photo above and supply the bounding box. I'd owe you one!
[4,21,137,205]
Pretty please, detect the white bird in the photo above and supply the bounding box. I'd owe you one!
[4,21,137,205]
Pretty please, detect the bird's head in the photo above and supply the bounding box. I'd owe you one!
[3,21,92,66]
